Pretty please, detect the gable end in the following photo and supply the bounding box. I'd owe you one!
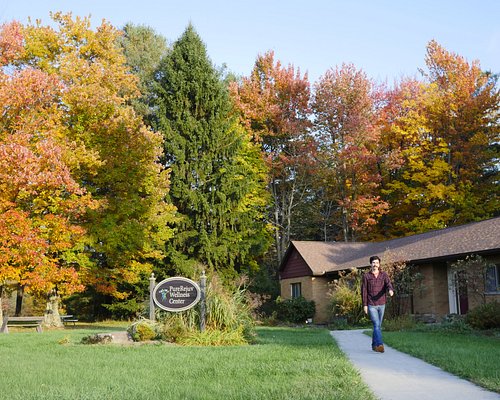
[280,248,313,279]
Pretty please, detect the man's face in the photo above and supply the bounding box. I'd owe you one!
[371,259,380,270]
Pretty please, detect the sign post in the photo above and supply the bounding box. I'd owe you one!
[149,273,156,321]
[200,271,206,332]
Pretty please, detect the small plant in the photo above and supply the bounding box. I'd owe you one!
[328,317,350,330]
[159,314,191,343]
[275,296,315,324]
[80,334,113,344]
[415,314,473,334]
[328,268,366,325]
[465,301,500,330]
[384,315,418,332]
[127,319,158,342]
[58,336,71,345]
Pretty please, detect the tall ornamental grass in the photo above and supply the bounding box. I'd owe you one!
[157,274,255,345]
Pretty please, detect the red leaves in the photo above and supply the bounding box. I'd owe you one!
[0,20,90,296]
[0,21,24,66]
[231,50,311,142]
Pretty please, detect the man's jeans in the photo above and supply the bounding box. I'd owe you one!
[368,304,385,347]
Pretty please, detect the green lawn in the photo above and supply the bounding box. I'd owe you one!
[383,330,500,393]
[0,325,376,400]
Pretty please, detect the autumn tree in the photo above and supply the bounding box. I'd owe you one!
[0,20,91,314]
[377,78,456,235]
[312,64,388,241]
[2,13,177,314]
[151,25,270,278]
[423,40,499,223]
[379,42,499,235]
[230,51,314,265]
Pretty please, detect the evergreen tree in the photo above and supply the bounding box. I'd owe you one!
[152,25,270,278]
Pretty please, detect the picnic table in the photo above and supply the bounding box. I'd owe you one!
[60,315,79,326]
[0,316,44,333]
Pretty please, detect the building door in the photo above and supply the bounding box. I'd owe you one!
[447,267,469,315]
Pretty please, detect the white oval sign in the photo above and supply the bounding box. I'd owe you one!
[152,277,201,312]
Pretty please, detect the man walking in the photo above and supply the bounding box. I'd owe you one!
[362,255,394,353]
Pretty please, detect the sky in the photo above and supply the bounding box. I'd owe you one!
[1,0,499,84]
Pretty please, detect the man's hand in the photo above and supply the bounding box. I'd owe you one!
[389,290,394,297]
[363,306,368,314]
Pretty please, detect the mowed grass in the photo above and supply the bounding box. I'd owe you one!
[383,330,500,393]
[0,325,376,400]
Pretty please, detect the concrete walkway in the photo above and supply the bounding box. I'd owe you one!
[330,329,500,400]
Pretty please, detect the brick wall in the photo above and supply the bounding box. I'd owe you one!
[413,263,452,320]
[280,276,333,324]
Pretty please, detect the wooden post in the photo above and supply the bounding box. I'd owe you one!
[200,270,206,332]
[149,272,156,321]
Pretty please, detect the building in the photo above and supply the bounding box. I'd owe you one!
[279,217,500,324]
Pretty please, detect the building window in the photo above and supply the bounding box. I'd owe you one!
[485,264,500,293]
[291,282,301,298]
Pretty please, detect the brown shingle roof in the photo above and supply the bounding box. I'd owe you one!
[285,217,500,275]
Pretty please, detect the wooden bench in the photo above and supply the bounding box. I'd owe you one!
[1,316,44,333]
[60,315,79,326]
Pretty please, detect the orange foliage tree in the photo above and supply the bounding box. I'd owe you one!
[378,41,499,235]
[230,51,314,264]
[0,21,91,307]
[0,14,176,313]
[312,64,388,241]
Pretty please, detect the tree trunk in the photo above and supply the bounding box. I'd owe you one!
[0,286,3,321]
[44,290,63,327]
[15,285,24,316]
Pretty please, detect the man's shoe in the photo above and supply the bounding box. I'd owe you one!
[375,344,385,353]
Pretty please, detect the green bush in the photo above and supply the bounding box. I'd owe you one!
[127,319,159,342]
[328,269,366,325]
[275,296,315,324]
[465,301,500,330]
[80,334,112,344]
[159,313,191,343]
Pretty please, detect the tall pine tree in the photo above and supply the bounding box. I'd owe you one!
[152,25,270,278]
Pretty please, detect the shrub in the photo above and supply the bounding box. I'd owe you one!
[384,315,418,331]
[275,296,315,324]
[413,314,473,334]
[328,317,350,330]
[128,319,158,342]
[80,334,112,344]
[159,313,192,343]
[328,269,366,325]
[465,301,500,330]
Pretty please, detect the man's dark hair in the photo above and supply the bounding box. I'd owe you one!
[369,255,381,264]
